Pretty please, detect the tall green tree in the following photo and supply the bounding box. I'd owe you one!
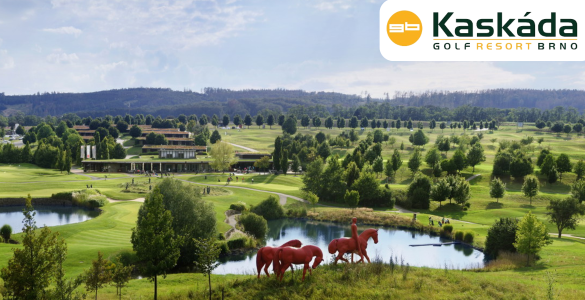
[391,149,402,173]
[209,142,238,173]
[344,190,360,212]
[384,158,394,183]
[430,177,451,207]
[406,174,432,209]
[555,153,572,180]
[571,180,585,203]
[546,197,585,238]
[111,256,133,300]
[0,195,65,300]
[84,251,112,300]
[452,149,467,174]
[485,218,519,258]
[266,114,275,129]
[282,116,297,134]
[574,160,585,180]
[489,177,506,203]
[522,175,540,205]
[407,147,422,175]
[467,143,486,173]
[193,238,221,300]
[209,130,222,144]
[280,149,289,175]
[131,189,182,300]
[273,136,282,172]
[514,211,552,266]
[155,179,217,268]
[345,161,361,187]
[372,156,384,177]
[424,147,441,168]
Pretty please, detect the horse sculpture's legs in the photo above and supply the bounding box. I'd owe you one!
[279,262,292,281]
[363,249,371,263]
[302,263,309,281]
[335,252,349,264]
[264,261,271,277]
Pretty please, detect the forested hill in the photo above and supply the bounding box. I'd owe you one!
[392,89,585,110]
[1,88,585,118]
[0,88,362,117]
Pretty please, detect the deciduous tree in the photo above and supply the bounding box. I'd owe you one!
[194,238,221,300]
[489,177,506,203]
[84,251,112,300]
[514,211,552,266]
[547,197,585,238]
[522,175,540,205]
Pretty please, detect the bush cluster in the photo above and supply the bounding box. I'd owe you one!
[229,202,247,212]
[72,189,107,208]
[239,212,268,239]
[250,196,284,220]
[50,192,73,201]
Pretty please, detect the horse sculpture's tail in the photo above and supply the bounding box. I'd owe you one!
[328,239,338,254]
[256,248,264,278]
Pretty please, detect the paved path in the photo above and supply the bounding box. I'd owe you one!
[228,142,258,153]
[549,233,585,240]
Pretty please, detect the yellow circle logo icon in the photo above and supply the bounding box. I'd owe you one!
[387,11,423,46]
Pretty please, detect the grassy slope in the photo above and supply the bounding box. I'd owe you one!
[2,125,585,298]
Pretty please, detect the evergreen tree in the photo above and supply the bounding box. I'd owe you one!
[280,150,289,175]
[131,188,182,300]
[391,149,402,173]
[273,137,282,172]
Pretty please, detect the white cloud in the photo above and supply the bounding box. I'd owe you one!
[43,26,83,37]
[46,50,79,64]
[290,62,535,97]
[0,50,15,70]
[313,0,378,12]
[48,0,261,49]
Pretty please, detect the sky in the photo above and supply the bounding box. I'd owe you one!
[0,0,583,97]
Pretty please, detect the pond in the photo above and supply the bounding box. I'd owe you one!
[214,218,485,275]
[0,206,100,233]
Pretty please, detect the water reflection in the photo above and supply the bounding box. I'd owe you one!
[0,206,100,233]
[213,219,486,275]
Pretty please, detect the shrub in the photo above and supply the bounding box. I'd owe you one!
[287,206,307,218]
[454,231,464,241]
[250,196,284,220]
[87,198,107,208]
[216,241,229,255]
[393,189,411,209]
[443,224,453,234]
[239,212,268,239]
[229,202,247,212]
[227,237,247,249]
[217,233,225,240]
[51,192,73,201]
[484,218,519,258]
[463,232,474,243]
[0,224,11,243]
[117,250,140,266]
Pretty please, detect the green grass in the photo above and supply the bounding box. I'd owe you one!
[2,124,585,298]
[0,164,89,182]
[184,174,305,198]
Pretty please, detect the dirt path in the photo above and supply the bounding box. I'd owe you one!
[225,211,245,239]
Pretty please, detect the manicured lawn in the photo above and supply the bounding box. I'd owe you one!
[0,164,88,182]
[184,174,305,198]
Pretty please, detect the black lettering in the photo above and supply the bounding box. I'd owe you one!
[497,13,515,37]
[538,43,544,50]
[455,19,473,37]
[560,19,577,37]
[477,19,494,37]
[539,13,556,37]
[560,43,566,50]
[571,43,578,50]
[434,12,453,37]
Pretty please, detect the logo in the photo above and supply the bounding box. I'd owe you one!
[387,11,423,46]
[379,0,585,61]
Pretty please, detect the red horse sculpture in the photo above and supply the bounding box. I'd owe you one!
[273,245,324,281]
[328,228,379,264]
[256,239,302,278]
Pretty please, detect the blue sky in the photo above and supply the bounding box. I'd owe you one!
[0,0,583,97]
